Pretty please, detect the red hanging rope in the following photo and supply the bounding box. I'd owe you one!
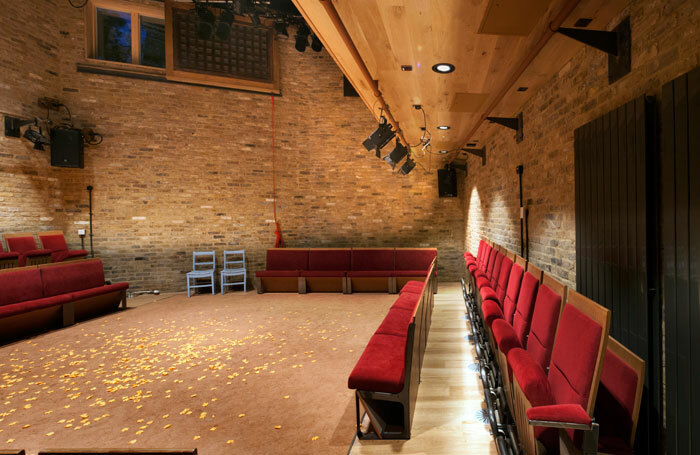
[271,95,284,248]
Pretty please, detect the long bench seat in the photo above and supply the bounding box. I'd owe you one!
[254,247,437,294]
[0,259,129,343]
[347,260,436,439]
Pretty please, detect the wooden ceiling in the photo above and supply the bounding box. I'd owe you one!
[292,0,629,169]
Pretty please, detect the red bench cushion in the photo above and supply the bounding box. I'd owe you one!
[375,308,413,337]
[347,270,392,277]
[266,249,309,271]
[0,269,44,306]
[400,281,424,294]
[300,270,345,277]
[71,282,130,301]
[392,270,428,277]
[351,249,394,271]
[256,270,299,277]
[391,293,420,313]
[41,260,105,297]
[0,252,19,260]
[394,249,436,271]
[0,294,72,318]
[348,333,406,393]
[308,249,350,271]
[51,249,89,263]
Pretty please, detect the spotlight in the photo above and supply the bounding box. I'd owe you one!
[274,22,289,39]
[23,125,50,150]
[399,157,416,175]
[215,7,235,41]
[311,35,323,52]
[432,63,455,73]
[362,117,395,153]
[383,140,408,170]
[295,24,310,52]
[195,2,216,40]
[437,125,450,130]
[439,150,449,154]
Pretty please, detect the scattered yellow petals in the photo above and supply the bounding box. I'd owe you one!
[22,424,30,429]
[163,424,171,429]
[23,404,32,409]
[312,436,319,441]
[199,412,207,419]
[193,435,201,440]
[210,426,217,431]
[46,431,55,436]
[129,439,137,444]
[6,439,15,443]
[226,439,234,444]
[274,425,282,429]
[121,427,129,432]
[283,395,289,399]
[238,413,245,418]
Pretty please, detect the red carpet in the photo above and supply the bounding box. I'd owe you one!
[0,291,394,454]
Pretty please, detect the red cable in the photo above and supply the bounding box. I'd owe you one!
[271,95,283,248]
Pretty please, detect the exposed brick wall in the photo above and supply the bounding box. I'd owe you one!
[464,0,700,288]
[0,0,465,291]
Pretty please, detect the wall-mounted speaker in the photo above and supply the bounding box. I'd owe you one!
[437,166,457,197]
[50,128,83,168]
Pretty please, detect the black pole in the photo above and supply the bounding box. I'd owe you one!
[516,165,524,257]
[87,185,94,257]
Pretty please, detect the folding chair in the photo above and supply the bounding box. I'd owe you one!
[186,251,215,297]
[221,249,246,293]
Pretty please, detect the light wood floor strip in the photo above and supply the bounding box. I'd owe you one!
[349,282,498,455]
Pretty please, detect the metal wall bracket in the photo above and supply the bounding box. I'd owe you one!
[461,147,486,166]
[486,112,523,143]
[4,116,34,138]
[556,16,631,84]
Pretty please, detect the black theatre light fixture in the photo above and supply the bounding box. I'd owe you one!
[383,139,408,170]
[295,24,310,52]
[310,34,323,52]
[195,1,216,40]
[215,5,236,41]
[23,124,51,151]
[274,22,289,39]
[399,157,416,175]
[362,116,395,155]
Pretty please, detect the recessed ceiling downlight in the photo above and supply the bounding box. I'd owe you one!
[439,150,449,154]
[437,125,450,130]
[432,63,455,74]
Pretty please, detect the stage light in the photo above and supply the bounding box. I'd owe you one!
[295,24,310,52]
[399,157,416,175]
[23,125,50,150]
[383,140,408,170]
[439,150,449,154]
[437,125,450,130]
[195,2,216,40]
[274,22,289,39]
[362,117,395,153]
[432,63,455,73]
[215,8,235,41]
[311,34,323,52]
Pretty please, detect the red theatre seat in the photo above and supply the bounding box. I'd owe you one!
[348,333,407,394]
[301,249,351,292]
[0,241,20,269]
[393,248,437,292]
[347,248,395,292]
[38,231,89,262]
[255,248,309,293]
[4,233,52,267]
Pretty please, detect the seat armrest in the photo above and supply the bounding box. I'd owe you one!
[526,404,592,430]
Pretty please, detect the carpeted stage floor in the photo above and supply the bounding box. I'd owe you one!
[0,291,396,454]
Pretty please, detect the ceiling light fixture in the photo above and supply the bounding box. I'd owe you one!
[437,125,450,130]
[295,24,310,52]
[362,116,395,154]
[439,150,449,154]
[274,22,289,39]
[399,157,416,175]
[383,140,408,170]
[432,63,455,74]
[310,34,323,52]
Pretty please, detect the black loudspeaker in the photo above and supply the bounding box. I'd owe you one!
[50,128,84,168]
[437,166,457,197]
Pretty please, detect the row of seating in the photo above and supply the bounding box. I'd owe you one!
[1,231,88,268]
[463,239,645,455]
[0,259,129,343]
[254,247,437,293]
[347,259,436,439]
[0,450,196,455]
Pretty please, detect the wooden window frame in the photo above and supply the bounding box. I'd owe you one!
[84,0,165,72]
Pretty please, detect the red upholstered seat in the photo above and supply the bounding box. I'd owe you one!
[503,264,525,324]
[40,260,106,297]
[347,270,393,277]
[70,282,130,301]
[0,242,20,261]
[5,235,52,267]
[351,249,395,271]
[392,269,429,277]
[526,284,563,369]
[38,233,89,263]
[266,249,309,271]
[0,268,44,306]
[511,271,539,347]
[399,280,424,294]
[348,333,406,393]
[300,270,345,277]
[307,249,351,271]
[395,249,436,272]
[489,253,505,289]
[480,285,498,303]
[494,256,513,303]
[468,263,478,274]
[256,270,299,277]
[375,308,414,337]
[391,293,420,312]
[491,319,521,354]
[482,300,504,327]
[0,294,72,318]
[476,275,491,290]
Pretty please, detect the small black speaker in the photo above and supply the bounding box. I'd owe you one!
[437,166,457,197]
[50,128,84,168]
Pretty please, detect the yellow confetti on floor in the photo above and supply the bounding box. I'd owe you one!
[274,425,282,429]
[193,435,200,440]
[238,413,245,418]
[46,431,55,436]
[226,439,234,444]
[163,424,171,429]
[312,436,319,441]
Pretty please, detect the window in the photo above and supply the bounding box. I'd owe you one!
[86,0,165,68]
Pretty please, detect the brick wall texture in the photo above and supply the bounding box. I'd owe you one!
[0,0,465,291]
[464,0,700,288]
